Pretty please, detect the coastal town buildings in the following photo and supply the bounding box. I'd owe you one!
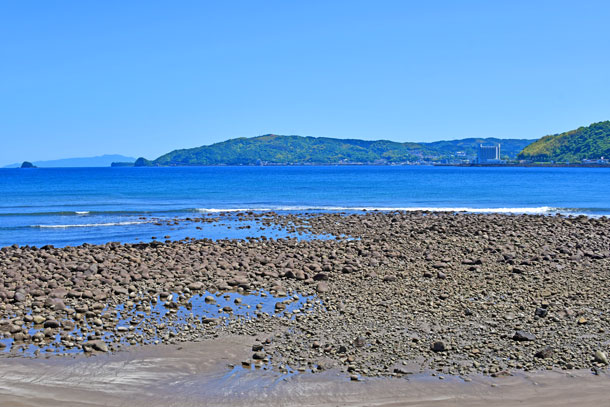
[477,144,503,164]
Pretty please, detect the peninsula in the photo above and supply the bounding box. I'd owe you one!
[116,121,610,167]
[122,135,533,167]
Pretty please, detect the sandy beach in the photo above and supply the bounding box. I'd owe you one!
[0,337,608,407]
[1,211,609,405]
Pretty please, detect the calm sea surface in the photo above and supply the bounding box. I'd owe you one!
[1,166,609,247]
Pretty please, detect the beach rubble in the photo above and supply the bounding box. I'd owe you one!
[0,211,608,380]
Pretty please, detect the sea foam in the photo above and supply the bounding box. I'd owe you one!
[32,221,148,229]
[195,206,556,214]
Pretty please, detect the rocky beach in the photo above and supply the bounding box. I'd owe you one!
[1,211,609,405]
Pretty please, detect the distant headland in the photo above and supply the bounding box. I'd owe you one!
[518,120,610,163]
[117,136,534,167]
[115,120,610,167]
[8,122,610,169]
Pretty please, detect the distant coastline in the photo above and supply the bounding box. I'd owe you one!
[118,121,610,168]
[11,120,610,169]
[110,161,610,168]
[434,163,610,168]
[3,154,136,168]
[123,134,533,167]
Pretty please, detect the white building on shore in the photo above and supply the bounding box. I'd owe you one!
[477,144,504,164]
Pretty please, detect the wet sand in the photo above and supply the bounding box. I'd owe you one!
[0,337,607,407]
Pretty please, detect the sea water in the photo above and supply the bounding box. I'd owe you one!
[1,165,609,247]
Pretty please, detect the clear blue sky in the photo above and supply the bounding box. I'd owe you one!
[2,1,609,165]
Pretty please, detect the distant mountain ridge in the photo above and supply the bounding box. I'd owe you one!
[130,135,534,166]
[518,121,610,163]
[3,154,136,168]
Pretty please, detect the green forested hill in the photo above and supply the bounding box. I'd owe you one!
[518,121,610,162]
[131,134,533,166]
[150,135,420,166]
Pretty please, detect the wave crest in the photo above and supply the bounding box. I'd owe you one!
[32,221,148,229]
[195,206,557,214]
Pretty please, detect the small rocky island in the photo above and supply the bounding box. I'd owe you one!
[19,161,37,168]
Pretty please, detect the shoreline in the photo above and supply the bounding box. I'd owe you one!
[6,162,610,168]
[0,211,608,403]
[434,163,610,168]
[0,337,608,407]
[3,208,609,250]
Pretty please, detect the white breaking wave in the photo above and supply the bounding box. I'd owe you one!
[195,206,557,214]
[74,211,90,215]
[195,208,266,213]
[32,221,148,229]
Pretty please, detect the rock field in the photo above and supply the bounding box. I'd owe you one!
[1,211,609,378]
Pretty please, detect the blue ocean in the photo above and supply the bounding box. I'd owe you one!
[1,166,609,248]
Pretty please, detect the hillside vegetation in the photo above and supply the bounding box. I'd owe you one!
[131,135,532,166]
[518,121,610,162]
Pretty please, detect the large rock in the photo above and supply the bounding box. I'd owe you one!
[513,331,536,341]
[88,340,109,352]
[534,346,553,359]
[313,273,329,281]
[32,315,45,324]
[188,282,204,291]
[431,341,447,352]
[43,320,60,329]
[594,350,608,365]
[534,307,548,318]
[13,292,26,303]
[316,282,329,293]
[252,351,266,360]
[45,298,66,310]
